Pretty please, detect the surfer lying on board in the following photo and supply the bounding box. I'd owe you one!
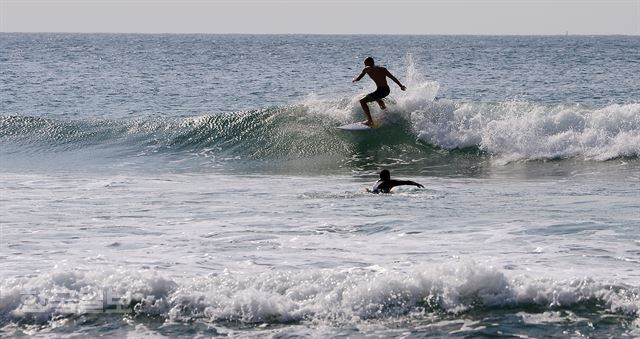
[352,57,406,126]
[368,170,424,194]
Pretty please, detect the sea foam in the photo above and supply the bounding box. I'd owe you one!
[2,262,637,327]
[300,56,640,162]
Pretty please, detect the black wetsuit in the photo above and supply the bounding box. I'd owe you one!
[370,179,422,194]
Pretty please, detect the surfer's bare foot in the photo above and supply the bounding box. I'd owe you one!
[362,120,374,126]
[376,100,386,110]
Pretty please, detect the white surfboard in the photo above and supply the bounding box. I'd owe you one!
[336,122,380,131]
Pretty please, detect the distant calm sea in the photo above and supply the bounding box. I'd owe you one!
[1,34,639,338]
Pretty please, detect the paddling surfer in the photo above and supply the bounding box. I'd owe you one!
[352,57,406,126]
[368,170,424,194]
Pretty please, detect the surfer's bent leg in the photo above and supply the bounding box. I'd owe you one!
[359,96,374,125]
[361,86,390,125]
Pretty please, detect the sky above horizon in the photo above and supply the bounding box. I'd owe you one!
[1,0,639,35]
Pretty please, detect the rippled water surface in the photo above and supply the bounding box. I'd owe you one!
[1,34,639,337]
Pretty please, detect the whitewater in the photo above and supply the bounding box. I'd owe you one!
[1,34,639,337]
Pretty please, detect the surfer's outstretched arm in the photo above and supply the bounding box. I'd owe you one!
[353,68,368,82]
[370,180,424,194]
[369,171,424,194]
[385,69,406,90]
[391,180,424,189]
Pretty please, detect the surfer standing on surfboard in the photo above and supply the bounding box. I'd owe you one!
[352,57,407,127]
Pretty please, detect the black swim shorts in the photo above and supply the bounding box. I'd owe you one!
[364,86,390,102]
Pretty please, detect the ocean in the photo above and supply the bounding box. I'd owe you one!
[1,33,639,337]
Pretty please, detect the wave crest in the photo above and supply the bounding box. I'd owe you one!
[1,97,638,168]
[409,100,640,161]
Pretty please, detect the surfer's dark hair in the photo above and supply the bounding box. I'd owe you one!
[380,170,390,180]
[364,57,374,66]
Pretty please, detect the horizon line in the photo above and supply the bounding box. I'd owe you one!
[2,31,639,37]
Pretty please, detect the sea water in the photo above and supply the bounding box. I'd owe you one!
[1,34,639,337]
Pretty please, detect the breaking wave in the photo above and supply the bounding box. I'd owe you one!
[1,262,638,336]
[1,77,638,170]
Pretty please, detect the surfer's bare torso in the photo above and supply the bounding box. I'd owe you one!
[360,65,393,88]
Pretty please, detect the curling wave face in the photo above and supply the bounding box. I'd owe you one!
[1,85,638,174]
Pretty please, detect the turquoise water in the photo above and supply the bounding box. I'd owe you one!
[1,34,639,337]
